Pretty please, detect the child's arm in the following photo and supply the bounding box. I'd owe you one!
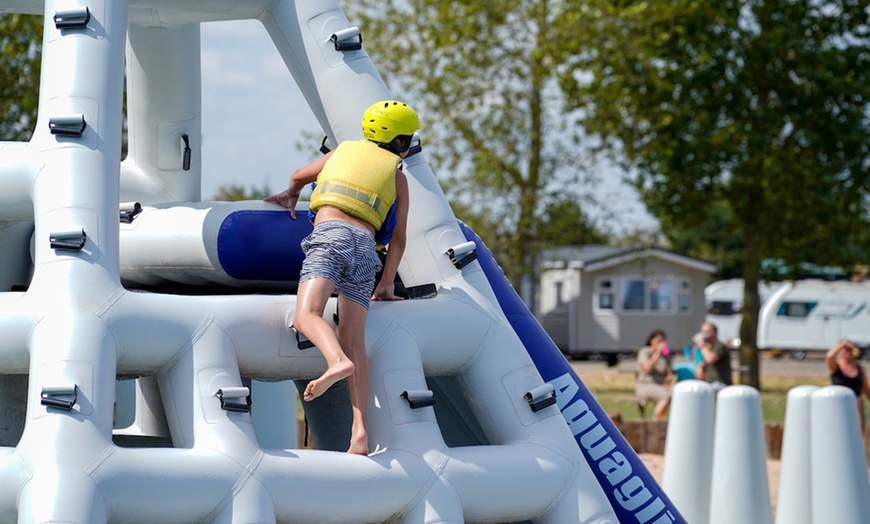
[372,170,408,300]
[264,152,332,219]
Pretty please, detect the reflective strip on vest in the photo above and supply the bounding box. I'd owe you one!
[316,180,384,217]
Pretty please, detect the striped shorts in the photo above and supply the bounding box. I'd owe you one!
[299,220,382,309]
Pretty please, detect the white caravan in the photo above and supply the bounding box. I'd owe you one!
[705,279,785,345]
[758,279,870,356]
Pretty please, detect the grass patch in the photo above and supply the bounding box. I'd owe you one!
[578,370,830,424]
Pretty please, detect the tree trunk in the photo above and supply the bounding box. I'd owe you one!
[739,233,763,389]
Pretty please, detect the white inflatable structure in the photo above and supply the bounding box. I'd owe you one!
[0,1,686,522]
[663,382,870,524]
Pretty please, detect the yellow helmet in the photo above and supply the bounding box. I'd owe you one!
[362,100,420,145]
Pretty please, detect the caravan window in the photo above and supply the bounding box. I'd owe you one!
[617,276,687,314]
[621,279,646,310]
[709,301,738,316]
[678,278,692,312]
[596,278,614,310]
[777,301,817,318]
[649,277,674,311]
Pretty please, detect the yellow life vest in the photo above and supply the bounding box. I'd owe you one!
[310,140,399,230]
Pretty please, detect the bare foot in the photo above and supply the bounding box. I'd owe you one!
[303,360,354,401]
[347,430,368,456]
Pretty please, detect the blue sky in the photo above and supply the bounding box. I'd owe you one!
[199,20,657,234]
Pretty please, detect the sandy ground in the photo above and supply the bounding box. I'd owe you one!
[639,453,782,517]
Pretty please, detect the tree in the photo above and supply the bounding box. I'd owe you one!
[341,0,608,289]
[559,0,870,386]
[213,184,271,202]
[538,196,610,248]
[667,198,745,280]
[0,14,42,141]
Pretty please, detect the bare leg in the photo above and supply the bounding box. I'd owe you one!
[655,396,671,420]
[337,296,370,455]
[294,278,355,401]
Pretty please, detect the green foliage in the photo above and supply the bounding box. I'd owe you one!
[667,199,744,280]
[559,0,870,271]
[213,184,271,202]
[0,14,42,141]
[538,197,610,248]
[342,0,609,287]
[558,0,870,385]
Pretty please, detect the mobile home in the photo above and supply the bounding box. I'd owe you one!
[537,246,715,363]
[757,279,870,355]
[705,279,786,345]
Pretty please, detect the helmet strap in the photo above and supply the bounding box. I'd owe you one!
[368,134,413,156]
[390,135,413,155]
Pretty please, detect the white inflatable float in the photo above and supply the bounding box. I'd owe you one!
[0,1,685,522]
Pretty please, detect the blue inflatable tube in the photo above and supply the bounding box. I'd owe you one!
[217,210,312,281]
[460,221,686,524]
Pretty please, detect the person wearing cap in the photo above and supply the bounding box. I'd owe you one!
[265,100,420,455]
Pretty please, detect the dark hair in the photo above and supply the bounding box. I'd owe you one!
[646,329,667,346]
[703,321,718,334]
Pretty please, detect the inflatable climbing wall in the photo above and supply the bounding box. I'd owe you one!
[0,1,685,522]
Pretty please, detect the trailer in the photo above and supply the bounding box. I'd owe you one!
[757,279,870,358]
[704,279,785,345]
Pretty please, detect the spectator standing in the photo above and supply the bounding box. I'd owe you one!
[826,338,870,434]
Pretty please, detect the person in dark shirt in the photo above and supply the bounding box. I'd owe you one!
[693,321,732,392]
[826,338,870,434]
